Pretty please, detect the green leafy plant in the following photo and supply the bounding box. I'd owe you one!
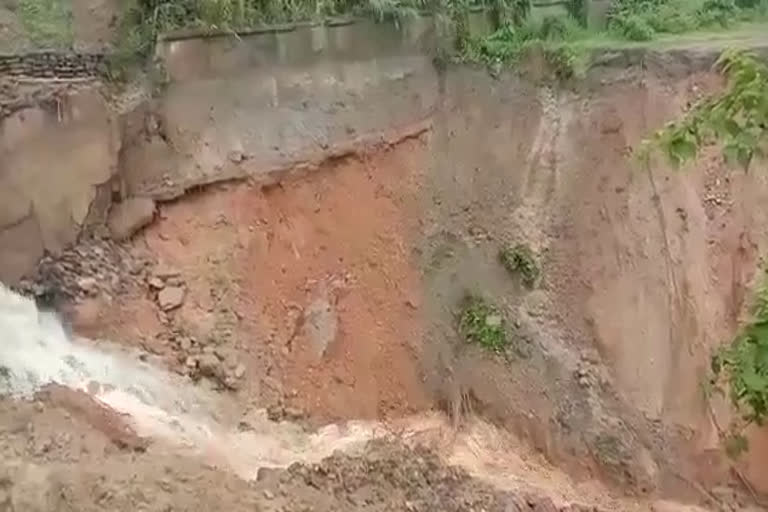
[613,12,656,40]
[458,295,508,352]
[639,50,768,169]
[711,269,768,426]
[538,14,571,40]
[608,0,748,41]
[543,43,577,79]
[499,244,540,288]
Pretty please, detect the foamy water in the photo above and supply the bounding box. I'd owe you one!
[0,285,394,473]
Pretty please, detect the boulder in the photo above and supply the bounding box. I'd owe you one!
[157,286,185,311]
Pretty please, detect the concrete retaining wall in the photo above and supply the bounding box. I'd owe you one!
[123,17,441,199]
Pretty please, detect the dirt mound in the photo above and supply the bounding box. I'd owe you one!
[0,392,612,512]
[254,440,601,512]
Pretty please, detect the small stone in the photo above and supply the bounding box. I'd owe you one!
[179,338,192,351]
[148,277,165,290]
[263,490,275,500]
[227,150,244,163]
[157,286,185,311]
[197,354,221,377]
[233,364,246,379]
[284,407,305,421]
[154,264,181,279]
[77,277,98,294]
[185,356,197,368]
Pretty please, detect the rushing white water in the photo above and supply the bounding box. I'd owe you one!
[0,284,393,473]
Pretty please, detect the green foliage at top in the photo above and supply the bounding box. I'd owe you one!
[494,0,531,26]
[565,0,587,26]
[18,0,74,49]
[458,294,508,353]
[639,50,768,169]
[459,15,585,79]
[499,243,540,288]
[608,0,739,40]
[711,269,768,426]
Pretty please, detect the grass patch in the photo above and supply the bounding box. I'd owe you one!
[459,15,589,79]
[18,0,73,49]
[499,244,540,288]
[607,0,741,41]
[458,294,508,353]
[459,0,768,77]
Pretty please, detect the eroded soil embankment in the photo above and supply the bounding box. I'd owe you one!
[13,52,768,510]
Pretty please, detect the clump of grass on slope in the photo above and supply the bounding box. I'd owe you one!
[458,295,508,353]
[460,15,586,79]
[18,0,73,49]
[499,244,540,288]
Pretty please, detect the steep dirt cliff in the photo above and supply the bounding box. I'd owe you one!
[5,30,768,512]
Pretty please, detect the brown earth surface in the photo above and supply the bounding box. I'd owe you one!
[25,95,768,511]
[66,138,431,426]
[0,391,628,512]
[6,23,768,512]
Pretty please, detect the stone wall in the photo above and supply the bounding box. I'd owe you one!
[0,52,105,79]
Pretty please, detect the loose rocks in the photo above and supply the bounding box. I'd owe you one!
[157,286,185,311]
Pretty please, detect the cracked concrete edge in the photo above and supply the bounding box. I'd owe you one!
[133,117,434,202]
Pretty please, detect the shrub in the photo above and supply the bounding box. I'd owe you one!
[699,0,738,26]
[544,44,577,79]
[711,266,768,426]
[538,15,571,40]
[645,2,699,33]
[499,244,540,288]
[615,13,655,40]
[458,295,508,353]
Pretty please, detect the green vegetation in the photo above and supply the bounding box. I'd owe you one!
[18,0,73,49]
[459,0,767,78]
[458,14,587,78]
[639,49,768,169]
[711,269,768,427]
[100,0,768,81]
[499,244,540,288]
[458,294,508,353]
[607,0,739,41]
